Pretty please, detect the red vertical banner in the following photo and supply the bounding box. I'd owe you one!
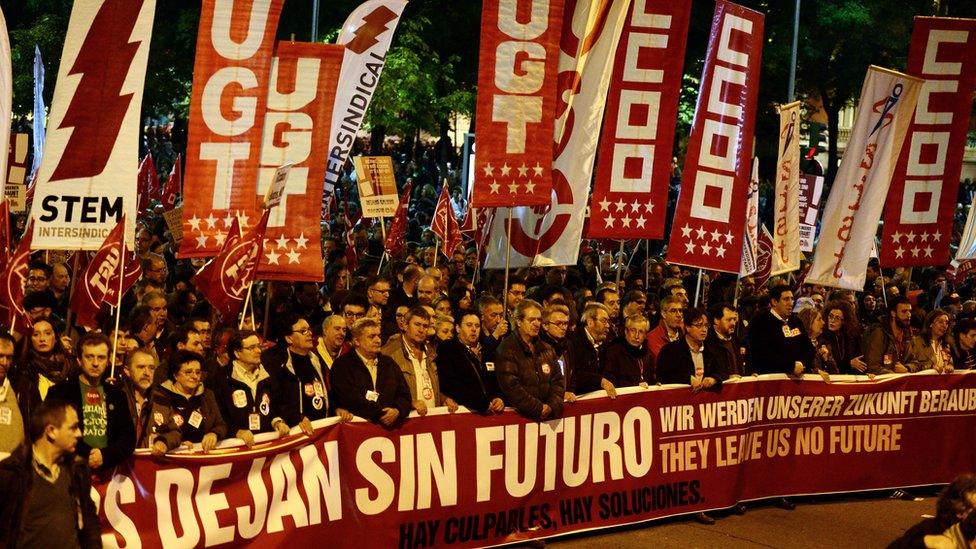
[880,17,976,267]
[587,0,692,239]
[471,0,564,208]
[178,0,285,258]
[665,1,763,273]
[254,42,343,281]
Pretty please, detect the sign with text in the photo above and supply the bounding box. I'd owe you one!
[353,155,399,217]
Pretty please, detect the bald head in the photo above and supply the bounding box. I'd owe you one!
[417,275,438,305]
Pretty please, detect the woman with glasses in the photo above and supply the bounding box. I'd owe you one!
[912,310,955,374]
[150,350,227,455]
[819,301,865,374]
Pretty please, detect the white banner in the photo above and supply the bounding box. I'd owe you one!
[31,0,156,249]
[486,0,631,268]
[798,174,824,252]
[807,66,922,290]
[0,8,11,199]
[772,101,801,275]
[739,158,759,276]
[957,200,976,260]
[323,0,406,196]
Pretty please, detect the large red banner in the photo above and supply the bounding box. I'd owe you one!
[665,1,763,273]
[471,0,564,208]
[179,0,284,258]
[254,42,342,281]
[880,17,976,267]
[587,0,692,239]
[94,373,976,548]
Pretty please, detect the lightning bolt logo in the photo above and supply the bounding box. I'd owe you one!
[51,0,145,182]
[344,6,398,54]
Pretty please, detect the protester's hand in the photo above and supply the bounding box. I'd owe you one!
[818,346,831,360]
[380,407,400,426]
[202,433,218,453]
[336,408,354,422]
[639,382,649,389]
[540,404,552,420]
[60,335,74,355]
[236,429,255,448]
[868,373,876,381]
[601,378,617,400]
[728,375,741,381]
[793,362,805,376]
[893,363,909,374]
[819,371,832,384]
[413,400,428,416]
[564,391,577,403]
[488,398,505,414]
[690,376,702,392]
[945,365,954,374]
[151,441,167,457]
[273,420,290,437]
[701,377,716,389]
[851,356,867,372]
[88,449,103,469]
[299,417,314,436]
[492,321,509,339]
[445,398,459,414]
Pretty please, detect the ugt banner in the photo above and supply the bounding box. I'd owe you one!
[471,0,564,208]
[30,0,156,250]
[179,0,285,258]
[93,372,976,548]
[254,42,343,282]
[665,1,764,274]
[586,0,692,240]
[807,66,922,290]
[879,17,976,268]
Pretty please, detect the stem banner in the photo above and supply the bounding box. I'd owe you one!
[94,372,976,548]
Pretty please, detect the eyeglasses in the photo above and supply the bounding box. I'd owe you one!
[547,321,569,328]
[827,313,844,322]
[292,327,311,335]
[690,322,708,329]
[243,344,262,350]
[177,369,202,377]
[369,287,390,294]
[344,311,366,319]
[27,276,48,282]
[665,308,685,315]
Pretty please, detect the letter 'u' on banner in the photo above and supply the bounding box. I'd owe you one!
[807,66,922,291]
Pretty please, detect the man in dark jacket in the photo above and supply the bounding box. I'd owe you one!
[47,332,135,472]
[496,300,565,421]
[331,318,412,426]
[563,302,617,401]
[603,314,654,387]
[748,285,812,375]
[119,348,157,448]
[0,399,101,548]
[707,302,750,377]
[539,303,570,358]
[657,307,728,389]
[436,310,504,414]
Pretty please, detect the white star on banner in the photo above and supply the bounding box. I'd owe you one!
[702,242,713,255]
[630,200,641,212]
[695,226,707,240]
[895,247,905,259]
[615,199,626,212]
[645,199,654,213]
[483,163,494,177]
[724,231,735,244]
[500,163,512,176]
[238,211,250,228]
[508,182,519,194]
[214,231,227,246]
[923,245,933,257]
[716,245,726,257]
[286,249,301,264]
[604,215,616,229]
[684,241,696,254]
[222,212,234,228]
[489,181,500,194]
[188,215,202,232]
[294,233,309,249]
[710,228,722,242]
[933,231,942,241]
[911,247,920,257]
[920,231,929,242]
[196,234,208,248]
[532,162,543,176]
[621,215,632,228]
[266,250,281,265]
[636,216,646,229]
[517,163,528,177]
[525,180,536,193]
[681,224,692,238]
[276,235,290,249]
[205,214,218,229]
[891,231,902,243]
[599,198,611,211]
[906,231,916,243]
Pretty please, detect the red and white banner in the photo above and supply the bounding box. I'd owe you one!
[0,220,31,334]
[93,373,976,548]
[254,42,343,282]
[880,17,976,267]
[665,1,764,273]
[754,224,774,289]
[587,0,692,239]
[178,0,284,258]
[160,153,181,211]
[808,66,922,290]
[194,210,270,320]
[739,157,759,276]
[957,201,976,261]
[798,174,824,252]
[136,153,157,215]
[431,184,463,259]
[69,216,142,330]
[0,7,11,199]
[384,182,411,256]
[30,0,156,250]
[485,0,630,267]
[324,0,407,196]
[772,101,801,275]
[471,0,565,208]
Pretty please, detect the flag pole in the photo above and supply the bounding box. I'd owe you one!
[249,283,257,331]
[433,237,439,268]
[643,240,650,291]
[240,282,254,330]
[615,240,625,288]
[733,275,742,308]
[377,217,388,274]
[109,218,127,380]
[503,209,513,318]
[694,268,703,307]
[904,267,913,299]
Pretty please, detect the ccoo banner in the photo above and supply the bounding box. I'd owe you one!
[93,373,976,548]
[30,0,156,250]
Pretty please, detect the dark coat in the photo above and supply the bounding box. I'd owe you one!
[705,331,748,378]
[47,376,136,470]
[330,351,412,424]
[271,349,332,424]
[0,444,101,549]
[211,364,282,435]
[819,329,862,374]
[656,337,727,387]
[562,328,604,394]
[150,382,228,450]
[748,310,813,374]
[435,338,501,414]
[118,376,153,448]
[495,331,565,421]
[602,337,654,387]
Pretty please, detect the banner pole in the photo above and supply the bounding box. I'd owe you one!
[473,241,481,288]
[503,209,513,318]
[615,240,626,288]
[433,236,439,268]
[240,282,254,330]
[904,267,913,298]
[733,275,742,308]
[262,282,271,339]
[249,283,257,332]
[694,268,703,307]
[378,217,388,275]
[644,240,650,292]
[109,220,127,380]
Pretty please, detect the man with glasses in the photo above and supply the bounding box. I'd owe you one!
[506,277,527,319]
[563,303,617,402]
[340,293,370,336]
[26,261,52,293]
[496,300,565,421]
[603,314,654,387]
[366,276,392,318]
[648,295,685,358]
[540,304,571,357]
[141,253,169,289]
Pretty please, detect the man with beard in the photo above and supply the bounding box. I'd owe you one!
[496,300,565,421]
[563,303,617,402]
[119,349,157,447]
[436,310,505,415]
[864,297,919,374]
[539,304,570,358]
[707,303,750,377]
[602,314,654,387]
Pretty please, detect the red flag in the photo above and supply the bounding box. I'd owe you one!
[665,1,764,274]
[0,201,10,273]
[193,210,269,320]
[342,210,358,272]
[431,184,462,258]
[136,154,157,214]
[0,222,33,334]
[384,183,412,256]
[68,216,142,329]
[321,193,335,224]
[160,154,181,211]
[753,226,774,290]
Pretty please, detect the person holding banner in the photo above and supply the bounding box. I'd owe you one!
[912,310,955,374]
[748,285,812,376]
[435,310,505,415]
[820,301,865,375]
[563,303,617,402]
[495,300,565,422]
[949,317,976,370]
[601,314,654,388]
[656,307,727,390]
[150,350,227,455]
[381,307,457,416]
[119,348,156,448]
[864,297,920,375]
